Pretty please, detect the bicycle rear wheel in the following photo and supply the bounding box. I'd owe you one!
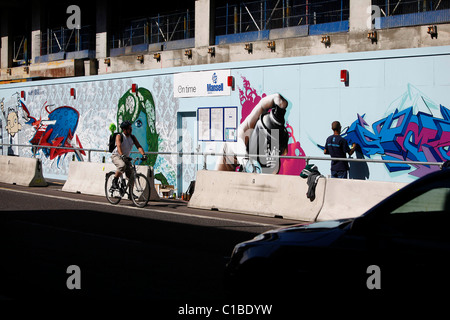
[130,173,151,207]
[105,172,122,205]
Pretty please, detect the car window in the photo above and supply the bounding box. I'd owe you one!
[391,187,450,215]
[382,187,450,241]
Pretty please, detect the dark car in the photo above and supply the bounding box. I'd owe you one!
[224,169,450,299]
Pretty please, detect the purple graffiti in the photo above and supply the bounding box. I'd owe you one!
[343,105,450,177]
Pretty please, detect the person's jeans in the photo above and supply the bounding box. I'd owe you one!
[331,170,348,179]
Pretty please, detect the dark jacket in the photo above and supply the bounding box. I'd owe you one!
[306,171,322,201]
[301,164,322,202]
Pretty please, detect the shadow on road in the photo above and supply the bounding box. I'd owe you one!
[0,209,256,300]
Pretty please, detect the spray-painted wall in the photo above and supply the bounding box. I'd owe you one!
[0,74,180,190]
[1,45,450,194]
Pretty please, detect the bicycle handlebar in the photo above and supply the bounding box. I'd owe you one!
[122,156,147,164]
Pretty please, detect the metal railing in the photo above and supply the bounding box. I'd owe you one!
[1,143,105,163]
[1,143,444,171]
[215,0,349,36]
[40,25,94,55]
[198,151,444,170]
[110,10,194,49]
[372,0,450,16]
[13,36,29,66]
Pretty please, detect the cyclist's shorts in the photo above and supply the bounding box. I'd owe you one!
[111,154,132,178]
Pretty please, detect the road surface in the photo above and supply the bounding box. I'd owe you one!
[0,180,300,301]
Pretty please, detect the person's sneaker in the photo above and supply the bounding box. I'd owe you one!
[111,178,119,190]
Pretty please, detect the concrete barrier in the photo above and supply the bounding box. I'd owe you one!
[188,170,408,222]
[188,170,326,221]
[315,178,407,221]
[62,161,159,201]
[0,155,47,187]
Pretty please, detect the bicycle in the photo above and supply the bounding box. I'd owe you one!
[105,156,151,208]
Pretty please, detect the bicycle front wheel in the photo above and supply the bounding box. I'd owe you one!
[130,173,151,207]
[105,172,122,205]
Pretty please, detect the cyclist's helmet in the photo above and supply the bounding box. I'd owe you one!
[120,120,132,130]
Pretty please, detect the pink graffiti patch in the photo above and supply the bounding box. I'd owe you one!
[239,77,306,175]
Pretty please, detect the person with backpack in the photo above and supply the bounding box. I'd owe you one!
[111,120,147,189]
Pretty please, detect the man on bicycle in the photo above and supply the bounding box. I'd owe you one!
[111,120,147,189]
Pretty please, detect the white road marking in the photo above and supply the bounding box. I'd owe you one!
[0,187,281,228]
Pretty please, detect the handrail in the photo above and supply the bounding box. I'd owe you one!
[1,143,444,169]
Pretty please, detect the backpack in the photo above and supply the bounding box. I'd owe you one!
[108,133,123,152]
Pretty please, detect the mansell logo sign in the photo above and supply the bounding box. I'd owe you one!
[174,70,231,98]
[207,72,224,94]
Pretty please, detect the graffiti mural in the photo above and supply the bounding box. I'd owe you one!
[151,75,179,187]
[339,85,450,178]
[239,77,265,125]
[23,101,85,164]
[0,92,85,165]
[238,77,306,175]
[0,79,179,186]
[115,86,172,185]
[1,94,23,155]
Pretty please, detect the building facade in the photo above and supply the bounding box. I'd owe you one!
[1,0,450,194]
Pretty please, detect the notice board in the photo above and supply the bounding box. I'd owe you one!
[197,106,238,142]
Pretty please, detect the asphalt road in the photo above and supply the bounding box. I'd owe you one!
[0,180,300,302]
